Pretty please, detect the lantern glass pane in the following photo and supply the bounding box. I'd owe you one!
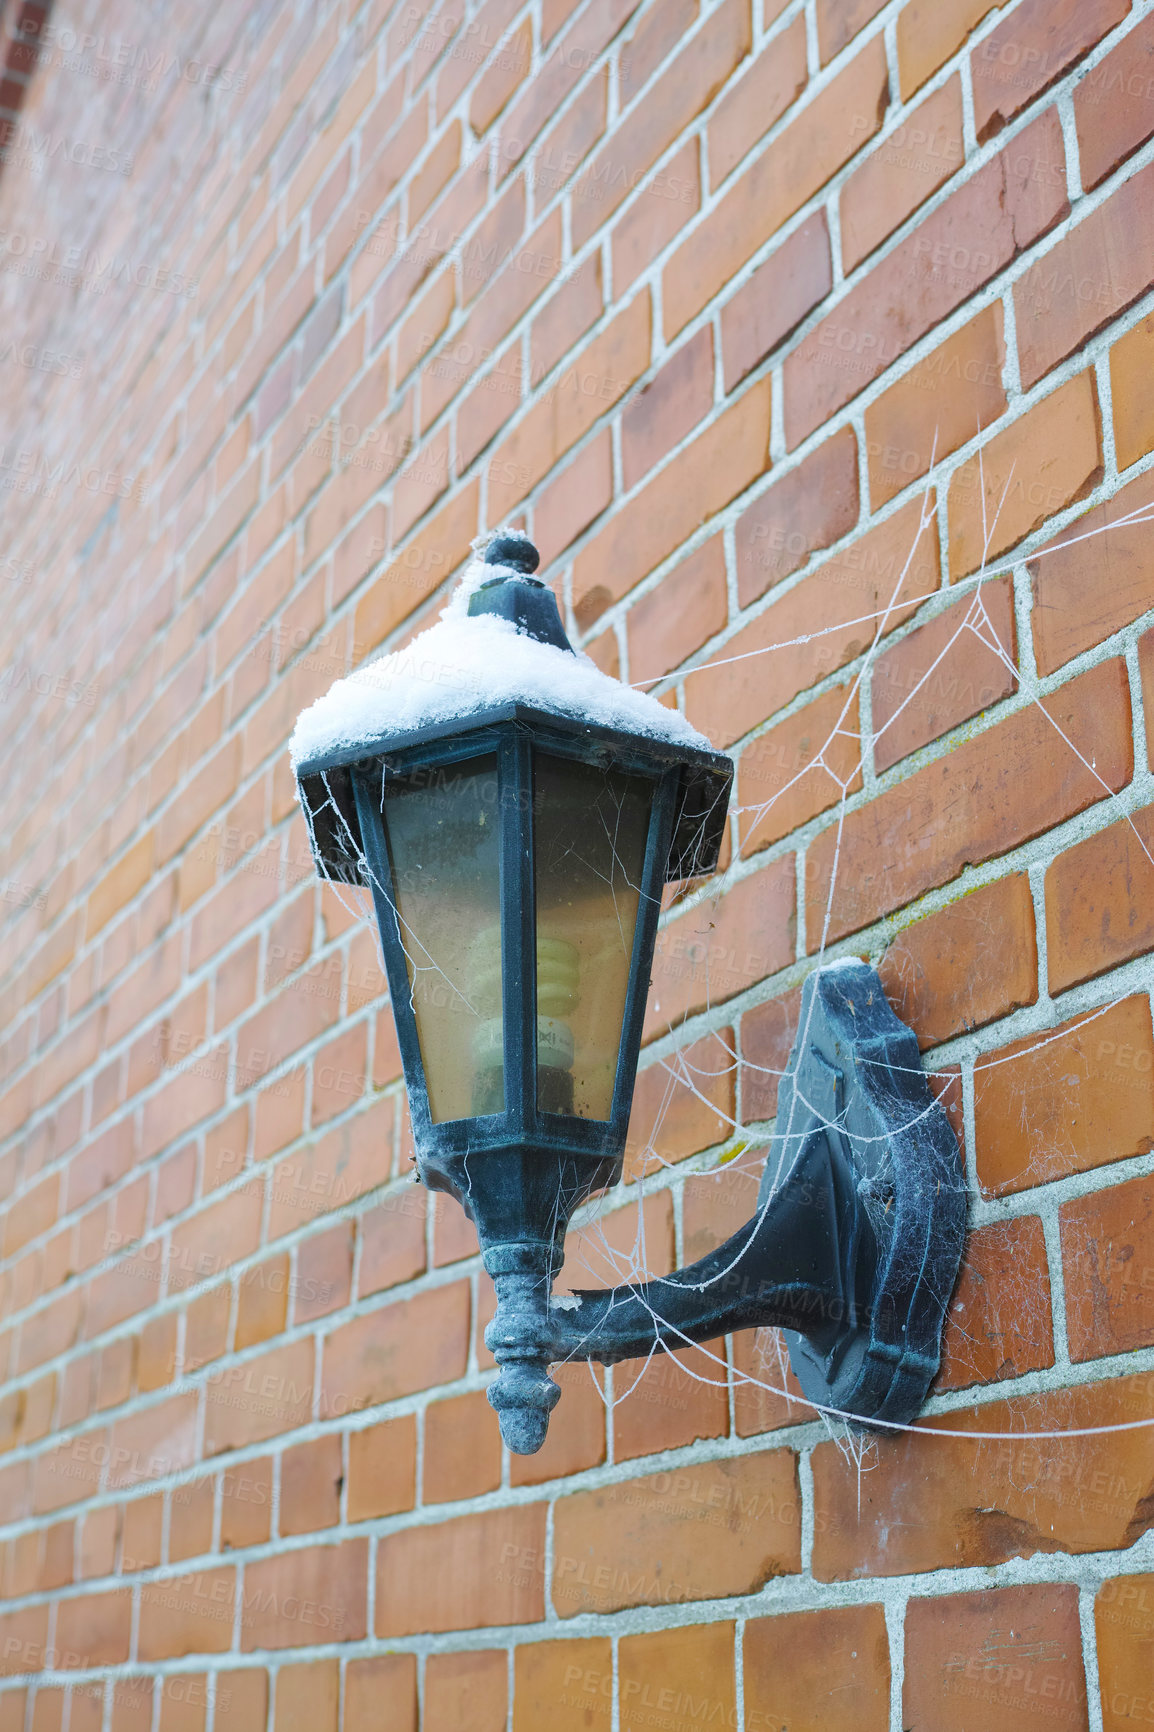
[533,754,653,1120]
[382,754,504,1123]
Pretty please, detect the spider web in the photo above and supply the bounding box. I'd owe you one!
[302,444,1154,1460]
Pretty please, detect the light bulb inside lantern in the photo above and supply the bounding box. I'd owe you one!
[470,924,580,1115]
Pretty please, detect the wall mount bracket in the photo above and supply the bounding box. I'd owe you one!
[485,959,967,1443]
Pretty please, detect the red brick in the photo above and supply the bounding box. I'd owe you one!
[1076,14,1154,189]
[737,427,859,606]
[865,304,1006,507]
[733,1325,811,1434]
[357,1188,427,1296]
[346,1415,416,1521]
[169,1478,214,1561]
[571,0,751,249]
[560,1190,675,1290]
[1031,468,1154,677]
[424,1390,502,1503]
[787,109,1066,445]
[1061,1174,1154,1362]
[470,18,532,133]
[266,1096,392,1241]
[686,498,940,748]
[433,1193,480,1267]
[720,211,832,394]
[897,0,998,98]
[530,253,603,385]
[376,1504,546,1635]
[878,872,1037,1050]
[814,1369,1154,1577]
[738,684,863,856]
[346,1655,416,1731]
[817,0,886,63]
[612,1340,730,1459]
[240,1541,368,1649]
[508,1360,607,1486]
[514,1640,611,1732]
[619,0,698,99]
[533,431,613,567]
[352,480,479,657]
[872,576,1017,771]
[220,1458,272,1551]
[320,1281,469,1416]
[621,326,713,493]
[572,379,772,630]
[273,1660,338,1732]
[611,138,701,295]
[1096,1573,1154,1732]
[666,37,887,339]
[203,1340,314,1455]
[974,995,1154,1197]
[620,1624,735,1727]
[425,1651,506,1732]
[937,1216,1054,1391]
[138,1571,236,1660]
[626,1029,736,1181]
[842,76,965,271]
[906,1584,1087,1730]
[806,659,1132,947]
[54,1591,132,1667]
[1110,313,1154,469]
[626,536,727,688]
[949,372,1102,579]
[647,858,796,1038]
[1046,803,1154,995]
[280,1433,342,1535]
[487,293,652,521]
[745,1604,889,1731]
[708,15,808,185]
[553,1452,799,1615]
[973,0,1128,141]
[1016,159,1154,389]
[294,1223,353,1325]
[235,1257,288,1352]
[110,1679,153,1732]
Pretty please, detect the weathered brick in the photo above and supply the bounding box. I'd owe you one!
[737,684,863,856]
[1061,1174,1154,1362]
[553,1453,800,1615]
[470,18,532,134]
[220,1458,272,1551]
[1045,799,1154,994]
[280,1434,342,1534]
[54,1591,132,1667]
[897,0,997,98]
[1076,13,1154,189]
[320,1281,469,1416]
[214,1671,267,1732]
[736,426,860,607]
[376,1504,546,1636]
[346,1655,416,1732]
[612,1341,730,1460]
[814,1369,1154,1577]
[611,137,701,294]
[424,1390,502,1503]
[974,995,1154,1197]
[571,0,751,249]
[1029,467,1154,677]
[572,379,772,629]
[621,326,713,493]
[817,0,886,63]
[707,15,808,184]
[905,1584,1087,1730]
[745,1604,890,1731]
[787,109,1066,445]
[665,37,889,338]
[626,536,726,687]
[720,211,832,394]
[346,1415,416,1522]
[842,76,965,271]
[1096,1573,1154,1732]
[1110,313,1154,470]
[507,1360,607,1487]
[806,659,1132,947]
[871,575,1017,772]
[1016,158,1154,388]
[203,1341,314,1455]
[878,872,1037,1050]
[357,1188,427,1296]
[425,1652,506,1732]
[138,1571,236,1660]
[972,0,1129,141]
[936,1216,1054,1391]
[948,372,1102,579]
[514,1640,611,1732]
[240,1541,367,1648]
[647,858,796,1037]
[686,499,939,748]
[620,1625,735,1728]
[865,304,1006,507]
[626,1029,736,1181]
[273,1660,338,1732]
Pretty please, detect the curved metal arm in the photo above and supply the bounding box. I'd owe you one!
[485,961,967,1447]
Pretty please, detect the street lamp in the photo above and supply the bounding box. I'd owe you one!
[293,532,965,1452]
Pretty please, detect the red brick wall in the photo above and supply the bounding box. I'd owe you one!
[2,0,1154,1725]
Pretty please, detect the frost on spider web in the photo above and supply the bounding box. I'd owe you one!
[293,466,1154,1459]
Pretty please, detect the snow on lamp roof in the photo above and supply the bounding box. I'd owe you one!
[289,528,713,772]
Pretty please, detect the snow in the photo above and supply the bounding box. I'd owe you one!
[290,534,714,768]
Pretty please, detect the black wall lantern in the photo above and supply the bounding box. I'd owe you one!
[294,533,965,1452]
